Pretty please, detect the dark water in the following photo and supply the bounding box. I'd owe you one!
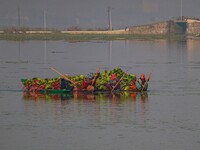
[0,39,200,150]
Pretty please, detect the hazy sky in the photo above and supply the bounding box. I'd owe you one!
[0,0,200,29]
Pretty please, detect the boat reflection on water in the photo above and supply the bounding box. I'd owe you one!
[22,91,149,124]
[22,91,148,104]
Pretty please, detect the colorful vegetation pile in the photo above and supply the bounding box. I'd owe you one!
[21,67,136,92]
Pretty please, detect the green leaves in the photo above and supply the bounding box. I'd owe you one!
[21,67,137,91]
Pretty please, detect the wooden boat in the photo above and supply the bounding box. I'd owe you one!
[21,79,148,94]
[21,67,150,94]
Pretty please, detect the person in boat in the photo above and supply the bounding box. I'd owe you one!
[60,78,74,91]
[105,74,121,91]
[130,78,137,91]
[82,72,98,92]
[136,74,148,91]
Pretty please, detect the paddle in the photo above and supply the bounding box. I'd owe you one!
[86,65,100,92]
[141,71,152,91]
[91,65,100,86]
[50,67,77,86]
[111,70,128,93]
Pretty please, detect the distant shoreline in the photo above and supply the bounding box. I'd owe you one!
[0,29,128,34]
[1,17,200,41]
[0,31,189,41]
[28,29,129,34]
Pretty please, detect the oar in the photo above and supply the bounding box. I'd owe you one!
[86,65,100,92]
[141,71,152,91]
[147,71,152,82]
[50,67,77,85]
[91,65,100,86]
[111,70,128,93]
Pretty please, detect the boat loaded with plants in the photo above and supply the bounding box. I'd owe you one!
[21,67,150,94]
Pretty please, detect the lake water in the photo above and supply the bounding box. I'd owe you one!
[0,39,200,150]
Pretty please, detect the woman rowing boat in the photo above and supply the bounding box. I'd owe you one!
[136,73,151,91]
[105,74,121,91]
[82,72,100,92]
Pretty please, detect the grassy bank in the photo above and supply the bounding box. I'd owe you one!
[0,33,184,41]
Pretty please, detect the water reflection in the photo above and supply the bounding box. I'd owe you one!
[22,91,149,125]
[17,40,29,63]
[186,39,200,63]
[1,39,200,150]
[109,40,112,68]
[22,91,148,104]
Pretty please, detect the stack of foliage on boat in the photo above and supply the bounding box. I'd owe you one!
[21,67,137,92]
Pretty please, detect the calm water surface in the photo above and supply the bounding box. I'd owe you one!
[0,39,200,150]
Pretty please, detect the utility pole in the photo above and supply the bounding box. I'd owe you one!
[18,6,21,27]
[181,0,183,20]
[108,7,112,30]
[44,10,46,31]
